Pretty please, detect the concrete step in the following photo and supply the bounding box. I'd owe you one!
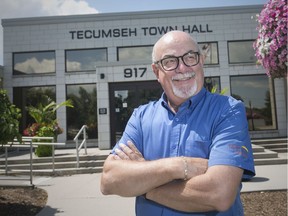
[250,138,287,165]
[252,137,288,145]
[253,150,278,159]
[0,154,107,165]
[0,167,103,176]
[0,160,105,170]
[260,143,288,149]
[254,158,288,166]
[271,148,288,153]
[251,144,265,153]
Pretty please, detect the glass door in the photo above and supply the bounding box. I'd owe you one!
[109,81,162,148]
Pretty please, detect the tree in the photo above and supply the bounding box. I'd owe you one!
[0,89,22,145]
[253,0,287,78]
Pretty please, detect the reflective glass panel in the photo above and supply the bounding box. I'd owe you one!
[66,84,98,140]
[13,86,56,133]
[230,75,276,130]
[204,77,221,93]
[13,51,55,75]
[66,48,107,72]
[228,40,257,64]
[199,42,219,65]
[118,46,153,62]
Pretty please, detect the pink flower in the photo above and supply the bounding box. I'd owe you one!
[253,0,287,78]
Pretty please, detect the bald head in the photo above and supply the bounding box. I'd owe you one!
[152,31,200,63]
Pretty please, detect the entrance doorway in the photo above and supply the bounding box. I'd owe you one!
[109,81,162,148]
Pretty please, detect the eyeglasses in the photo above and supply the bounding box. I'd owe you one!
[154,51,200,71]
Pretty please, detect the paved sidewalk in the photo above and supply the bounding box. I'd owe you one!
[33,164,287,216]
[35,174,135,216]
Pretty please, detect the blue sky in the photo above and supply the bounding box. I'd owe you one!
[0,0,267,65]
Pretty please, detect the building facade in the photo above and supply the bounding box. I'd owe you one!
[2,5,287,149]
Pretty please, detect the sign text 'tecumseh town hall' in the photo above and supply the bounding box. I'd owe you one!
[69,24,213,39]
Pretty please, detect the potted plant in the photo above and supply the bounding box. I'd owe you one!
[24,96,73,157]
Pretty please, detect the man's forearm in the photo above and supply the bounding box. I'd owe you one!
[101,142,208,197]
[101,155,184,197]
[145,176,215,212]
[146,165,243,212]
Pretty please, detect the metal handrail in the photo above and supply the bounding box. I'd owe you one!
[73,125,88,168]
[2,136,65,186]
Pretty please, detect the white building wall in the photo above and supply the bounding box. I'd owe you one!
[2,5,287,149]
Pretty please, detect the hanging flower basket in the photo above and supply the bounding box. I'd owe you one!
[253,0,287,79]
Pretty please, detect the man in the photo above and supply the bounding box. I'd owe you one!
[101,31,255,215]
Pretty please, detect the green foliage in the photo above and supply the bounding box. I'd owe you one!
[26,96,73,126]
[0,89,22,144]
[34,126,54,157]
[25,96,73,157]
[210,85,228,95]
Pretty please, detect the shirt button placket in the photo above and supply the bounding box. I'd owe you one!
[170,116,181,156]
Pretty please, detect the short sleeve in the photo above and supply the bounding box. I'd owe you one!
[208,98,255,180]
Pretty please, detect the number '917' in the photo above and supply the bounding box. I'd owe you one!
[124,67,147,78]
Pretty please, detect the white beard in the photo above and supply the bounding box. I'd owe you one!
[171,72,197,99]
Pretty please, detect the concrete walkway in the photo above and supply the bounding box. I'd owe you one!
[34,164,287,216]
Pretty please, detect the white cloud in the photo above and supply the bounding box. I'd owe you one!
[14,57,56,74]
[67,61,82,71]
[0,0,99,65]
[41,0,99,16]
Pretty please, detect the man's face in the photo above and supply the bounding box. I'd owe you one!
[152,32,204,106]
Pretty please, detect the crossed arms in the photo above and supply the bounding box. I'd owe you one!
[100,141,243,213]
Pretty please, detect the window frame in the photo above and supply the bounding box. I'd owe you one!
[117,45,153,62]
[227,40,257,64]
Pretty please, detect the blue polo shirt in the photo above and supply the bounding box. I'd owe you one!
[113,87,255,216]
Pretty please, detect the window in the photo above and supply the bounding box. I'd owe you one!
[13,86,56,133]
[65,48,107,72]
[13,51,55,75]
[66,84,98,140]
[204,77,221,93]
[117,46,153,62]
[118,43,219,65]
[228,40,257,64]
[199,42,219,65]
[230,75,276,131]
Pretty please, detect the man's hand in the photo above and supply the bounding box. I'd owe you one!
[114,141,145,161]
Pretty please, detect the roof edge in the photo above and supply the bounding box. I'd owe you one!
[1,5,263,27]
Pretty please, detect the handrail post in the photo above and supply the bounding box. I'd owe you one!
[74,125,88,168]
[5,147,8,175]
[52,137,55,172]
[84,126,87,155]
[76,139,79,168]
[29,140,33,186]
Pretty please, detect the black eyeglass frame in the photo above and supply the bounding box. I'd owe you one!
[154,51,200,71]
